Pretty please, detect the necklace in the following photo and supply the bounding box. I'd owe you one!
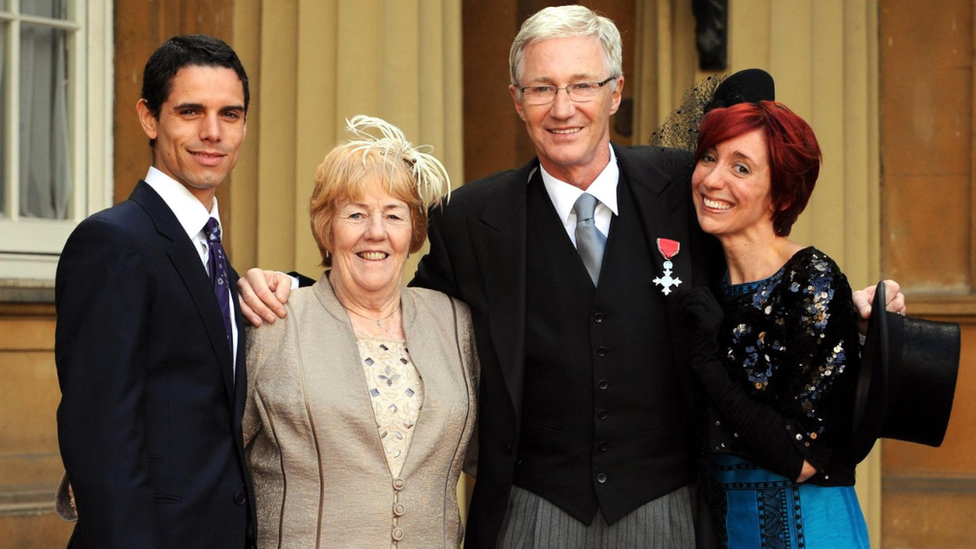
[329,278,402,330]
[345,303,400,328]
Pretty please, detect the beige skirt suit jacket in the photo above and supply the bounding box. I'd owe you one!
[244,275,479,548]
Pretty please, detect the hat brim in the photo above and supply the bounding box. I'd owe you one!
[851,282,889,463]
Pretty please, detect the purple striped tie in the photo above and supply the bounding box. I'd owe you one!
[203,218,232,354]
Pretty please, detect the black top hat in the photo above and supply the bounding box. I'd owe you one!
[850,282,962,463]
[704,68,775,113]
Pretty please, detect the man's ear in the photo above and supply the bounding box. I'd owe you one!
[509,84,528,122]
[136,99,158,140]
[609,76,625,115]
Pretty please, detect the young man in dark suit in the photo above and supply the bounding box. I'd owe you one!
[55,35,255,549]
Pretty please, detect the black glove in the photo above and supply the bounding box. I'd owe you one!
[669,286,724,372]
[668,287,805,480]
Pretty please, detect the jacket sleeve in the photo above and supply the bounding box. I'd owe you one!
[54,217,163,548]
[779,261,860,473]
[456,299,481,479]
[242,326,264,450]
[410,204,460,298]
[669,287,805,481]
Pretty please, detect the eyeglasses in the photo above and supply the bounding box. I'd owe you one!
[518,76,617,105]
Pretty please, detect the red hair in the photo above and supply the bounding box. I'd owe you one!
[695,101,822,236]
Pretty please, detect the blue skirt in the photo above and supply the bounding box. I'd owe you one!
[709,454,870,549]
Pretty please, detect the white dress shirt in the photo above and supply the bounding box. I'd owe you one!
[144,167,239,376]
[539,145,620,247]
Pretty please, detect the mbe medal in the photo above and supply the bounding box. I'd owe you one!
[652,238,682,295]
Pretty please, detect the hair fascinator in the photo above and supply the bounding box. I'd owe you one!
[343,114,452,209]
[649,68,775,151]
[703,68,775,113]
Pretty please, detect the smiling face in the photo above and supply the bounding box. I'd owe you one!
[137,65,247,208]
[692,129,777,243]
[327,177,413,301]
[509,36,622,188]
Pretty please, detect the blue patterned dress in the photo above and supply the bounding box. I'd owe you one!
[708,247,870,549]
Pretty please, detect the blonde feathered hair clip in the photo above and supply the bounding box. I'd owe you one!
[343,114,452,209]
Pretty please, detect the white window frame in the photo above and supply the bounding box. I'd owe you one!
[0,0,113,280]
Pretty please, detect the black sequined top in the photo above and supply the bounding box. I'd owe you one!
[709,247,860,486]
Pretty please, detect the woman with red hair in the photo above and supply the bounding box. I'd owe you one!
[683,101,870,548]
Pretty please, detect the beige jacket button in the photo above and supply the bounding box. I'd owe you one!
[392,478,406,491]
[392,527,405,541]
[393,503,406,516]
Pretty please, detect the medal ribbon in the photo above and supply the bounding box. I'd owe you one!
[657,238,680,260]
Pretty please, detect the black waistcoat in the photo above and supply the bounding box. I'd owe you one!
[514,172,698,525]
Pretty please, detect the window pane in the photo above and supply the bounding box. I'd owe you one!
[21,0,68,20]
[20,22,71,220]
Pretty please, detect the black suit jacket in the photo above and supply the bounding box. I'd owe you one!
[55,181,255,549]
[412,145,724,548]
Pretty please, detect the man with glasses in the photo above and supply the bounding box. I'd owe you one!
[410,7,711,547]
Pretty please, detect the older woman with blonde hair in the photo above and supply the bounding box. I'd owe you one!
[243,116,478,548]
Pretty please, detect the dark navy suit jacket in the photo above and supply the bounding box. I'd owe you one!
[55,181,255,549]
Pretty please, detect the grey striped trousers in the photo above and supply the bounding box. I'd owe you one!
[496,484,698,549]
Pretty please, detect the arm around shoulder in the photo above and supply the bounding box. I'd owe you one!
[242,311,293,447]
[411,204,459,297]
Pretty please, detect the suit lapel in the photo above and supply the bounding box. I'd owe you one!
[130,181,238,406]
[617,146,707,411]
[470,163,534,419]
[230,266,248,415]
[616,145,695,291]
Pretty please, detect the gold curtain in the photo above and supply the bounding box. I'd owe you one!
[230,0,464,280]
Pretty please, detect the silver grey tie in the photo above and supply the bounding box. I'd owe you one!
[574,192,607,285]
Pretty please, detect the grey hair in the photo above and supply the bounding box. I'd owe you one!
[509,5,623,88]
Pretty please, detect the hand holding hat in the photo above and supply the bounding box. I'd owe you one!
[851,281,961,463]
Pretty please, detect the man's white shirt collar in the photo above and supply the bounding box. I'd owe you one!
[540,145,619,243]
[144,166,222,240]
